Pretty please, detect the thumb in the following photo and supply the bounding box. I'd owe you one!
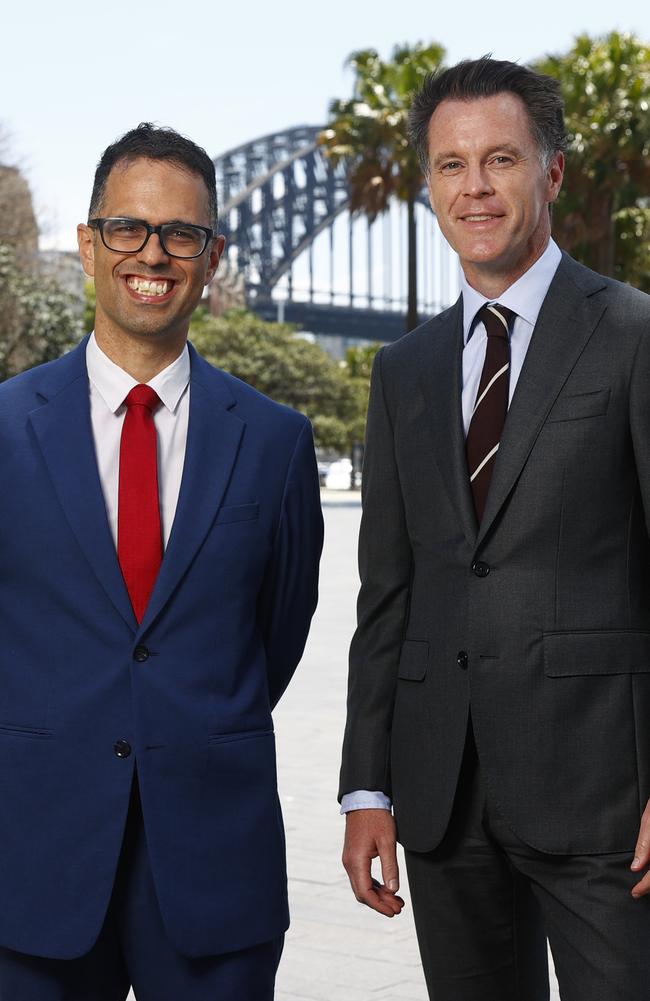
[632,803,650,870]
[380,843,400,893]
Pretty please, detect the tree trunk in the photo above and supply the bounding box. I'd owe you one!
[406,192,418,332]
[593,191,616,278]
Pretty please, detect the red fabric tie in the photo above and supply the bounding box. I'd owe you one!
[118,384,163,623]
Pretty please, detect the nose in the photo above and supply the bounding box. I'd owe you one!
[136,231,170,266]
[464,163,494,199]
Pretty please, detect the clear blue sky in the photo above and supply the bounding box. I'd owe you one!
[2,0,647,250]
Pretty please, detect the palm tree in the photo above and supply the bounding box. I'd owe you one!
[321,43,445,332]
[537,32,650,291]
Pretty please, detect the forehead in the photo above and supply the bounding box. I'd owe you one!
[427,93,537,155]
[101,157,211,223]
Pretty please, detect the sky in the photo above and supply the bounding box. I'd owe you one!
[1,0,647,251]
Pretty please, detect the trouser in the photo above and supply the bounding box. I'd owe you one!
[0,781,283,1000]
[404,725,650,1001]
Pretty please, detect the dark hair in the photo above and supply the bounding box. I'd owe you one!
[88,122,218,228]
[408,56,567,176]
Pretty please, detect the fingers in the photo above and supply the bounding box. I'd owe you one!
[631,800,650,898]
[631,870,650,899]
[342,809,406,918]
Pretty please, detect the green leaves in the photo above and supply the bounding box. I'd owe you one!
[189,308,367,452]
[537,31,650,287]
[320,42,445,331]
[321,41,445,216]
[0,243,84,382]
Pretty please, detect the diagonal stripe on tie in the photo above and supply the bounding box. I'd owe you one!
[466,302,516,522]
[470,442,501,483]
[471,363,510,419]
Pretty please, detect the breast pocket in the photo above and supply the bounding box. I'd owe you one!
[546,388,610,424]
[214,503,259,526]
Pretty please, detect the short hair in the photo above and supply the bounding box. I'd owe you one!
[88,123,218,228]
[409,56,567,177]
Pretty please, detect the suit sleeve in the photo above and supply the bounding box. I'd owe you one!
[259,418,324,710]
[339,348,413,800]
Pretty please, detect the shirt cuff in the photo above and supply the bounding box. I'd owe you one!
[340,790,393,814]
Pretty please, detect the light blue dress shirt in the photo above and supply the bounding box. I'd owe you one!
[341,239,562,815]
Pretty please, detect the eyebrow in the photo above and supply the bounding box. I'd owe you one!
[431,143,524,169]
[110,215,207,228]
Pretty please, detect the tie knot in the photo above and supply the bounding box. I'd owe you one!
[123,384,161,413]
[476,303,516,340]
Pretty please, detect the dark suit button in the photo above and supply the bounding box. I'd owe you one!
[134,645,149,663]
[457,651,468,670]
[114,739,132,759]
[472,561,490,578]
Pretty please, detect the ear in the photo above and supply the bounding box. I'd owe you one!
[204,234,226,285]
[77,223,96,278]
[547,151,564,204]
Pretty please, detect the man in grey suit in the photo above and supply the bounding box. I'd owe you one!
[339,57,650,1000]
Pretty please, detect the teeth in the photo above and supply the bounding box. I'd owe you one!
[127,277,171,296]
[464,215,495,222]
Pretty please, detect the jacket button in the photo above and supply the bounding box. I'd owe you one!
[457,651,468,670]
[134,645,149,662]
[114,739,132,759]
[472,561,490,578]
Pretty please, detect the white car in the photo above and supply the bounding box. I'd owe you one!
[324,458,353,490]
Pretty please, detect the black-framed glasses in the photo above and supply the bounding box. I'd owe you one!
[88,217,215,259]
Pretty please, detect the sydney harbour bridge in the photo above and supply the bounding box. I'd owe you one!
[212,125,460,345]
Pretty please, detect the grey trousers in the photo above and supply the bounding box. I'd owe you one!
[405,727,650,1001]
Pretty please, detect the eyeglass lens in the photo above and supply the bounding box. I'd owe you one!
[101,219,207,257]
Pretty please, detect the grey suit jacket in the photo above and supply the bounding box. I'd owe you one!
[340,253,650,855]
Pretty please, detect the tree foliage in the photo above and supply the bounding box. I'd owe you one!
[342,342,381,444]
[0,134,83,381]
[0,243,84,382]
[189,307,363,452]
[537,32,650,289]
[321,43,446,331]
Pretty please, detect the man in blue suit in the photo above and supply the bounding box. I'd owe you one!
[0,124,323,1000]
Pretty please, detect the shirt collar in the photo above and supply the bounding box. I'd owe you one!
[86,332,191,414]
[461,238,562,344]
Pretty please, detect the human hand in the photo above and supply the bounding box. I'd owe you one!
[631,798,650,898]
[342,809,405,917]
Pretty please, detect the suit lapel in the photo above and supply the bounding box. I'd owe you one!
[476,255,608,547]
[139,347,245,632]
[416,300,478,547]
[29,339,138,630]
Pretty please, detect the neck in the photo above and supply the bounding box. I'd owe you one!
[93,327,187,382]
[463,234,551,300]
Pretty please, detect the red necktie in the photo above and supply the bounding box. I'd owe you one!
[466,303,516,522]
[118,385,163,623]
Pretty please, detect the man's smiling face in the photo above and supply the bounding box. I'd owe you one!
[78,157,223,348]
[426,92,564,294]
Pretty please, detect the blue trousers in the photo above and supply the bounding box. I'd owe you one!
[0,782,283,1000]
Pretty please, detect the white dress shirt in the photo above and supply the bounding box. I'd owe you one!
[341,239,563,815]
[85,333,191,549]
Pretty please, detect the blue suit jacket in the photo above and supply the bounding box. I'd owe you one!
[0,336,323,959]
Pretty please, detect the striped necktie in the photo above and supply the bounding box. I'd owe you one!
[466,303,516,522]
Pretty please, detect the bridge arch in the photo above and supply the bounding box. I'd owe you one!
[214,125,458,342]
